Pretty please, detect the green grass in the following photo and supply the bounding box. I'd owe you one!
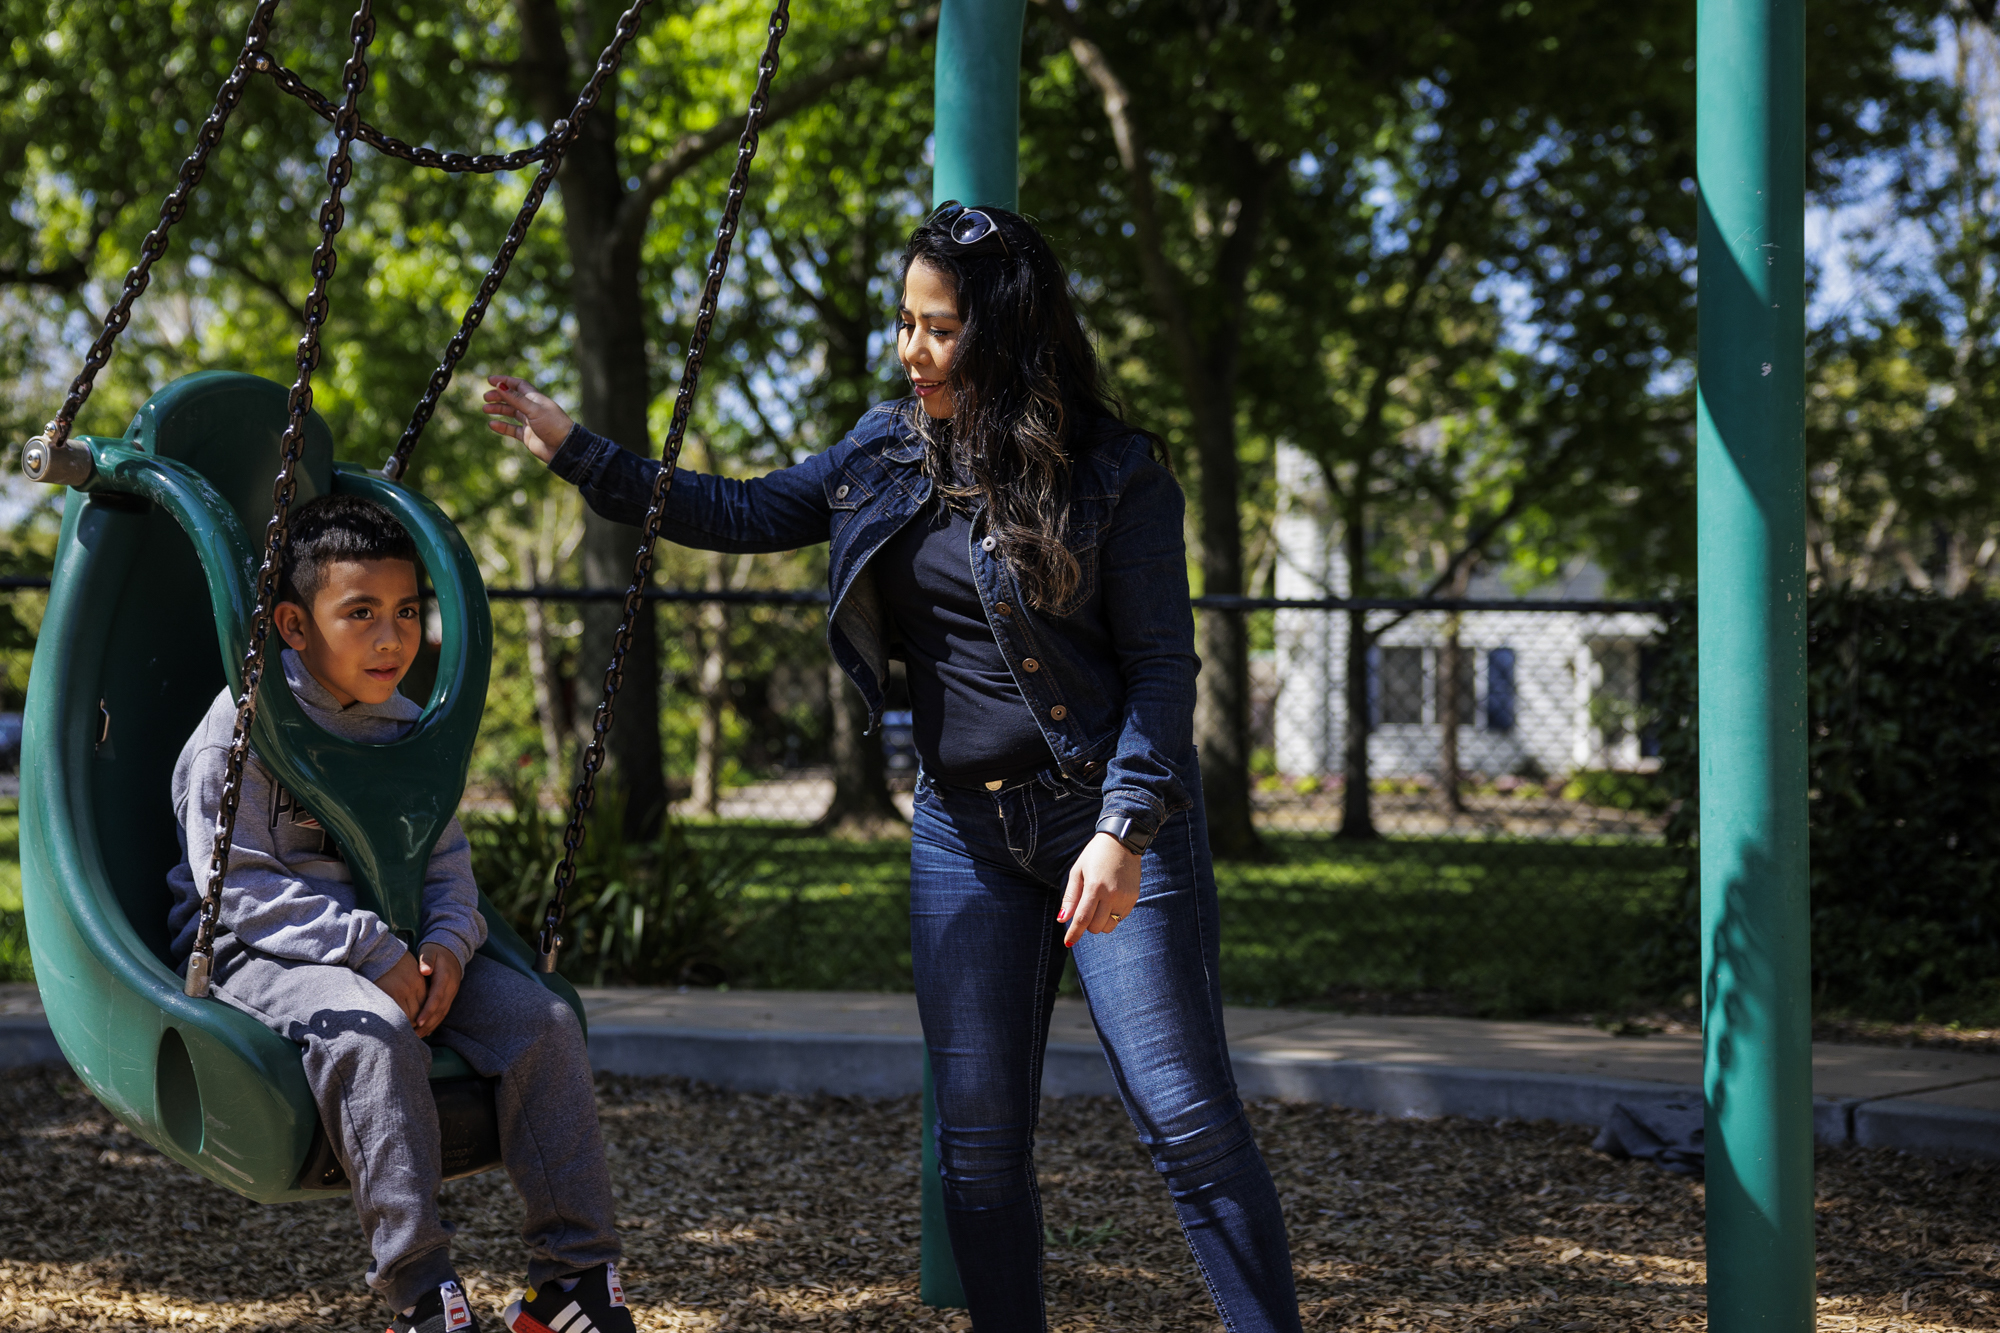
[0,797,31,981]
[0,797,1690,1013]
[677,827,1689,1016]
[687,825,916,992]
[1210,837,1687,1013]
[0,800,19,910]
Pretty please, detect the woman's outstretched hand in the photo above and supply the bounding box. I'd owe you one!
[483,374,575,464]
[1058,833,1142,947]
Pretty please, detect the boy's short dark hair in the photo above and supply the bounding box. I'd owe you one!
[278,495,420,608]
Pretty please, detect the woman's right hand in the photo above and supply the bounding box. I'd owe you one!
[483,374,575,464]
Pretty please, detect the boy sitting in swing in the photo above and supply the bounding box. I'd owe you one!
[165,495,633,1333]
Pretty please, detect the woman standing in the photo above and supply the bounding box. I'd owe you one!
[484,203,1301,1333]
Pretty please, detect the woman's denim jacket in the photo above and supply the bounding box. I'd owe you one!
[548,400,1201,844]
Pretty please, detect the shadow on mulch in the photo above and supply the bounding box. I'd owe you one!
[0,1064,1993,1330]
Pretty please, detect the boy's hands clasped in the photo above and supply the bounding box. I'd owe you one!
[374,943,464,1038]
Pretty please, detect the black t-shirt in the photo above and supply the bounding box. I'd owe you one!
[875,500,1054,785]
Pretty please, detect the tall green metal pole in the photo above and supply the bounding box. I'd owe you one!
[931,0,1025,211]
[1696,1,1814,1328]
[920,0,1027,1309]
[919,1054,966,1307]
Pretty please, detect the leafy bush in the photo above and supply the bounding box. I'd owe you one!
[466,784,764,988]
[0,911,31,983]
[1654,592,2000,1020]
[1561,769,1671,814]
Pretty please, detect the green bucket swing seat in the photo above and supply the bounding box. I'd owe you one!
[19,370,584,1203]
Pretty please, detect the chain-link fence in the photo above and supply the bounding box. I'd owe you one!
[0,578,1688,1010]
[1228,598,1687,1014]
[455,591,1690,1016]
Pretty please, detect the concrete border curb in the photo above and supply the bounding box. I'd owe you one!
[0,1018,63,1069]
[1854,1098,2000,1158]
[584,1024,1995,1162]
[588,1027,925,1098]
[4,1013,1993,1162]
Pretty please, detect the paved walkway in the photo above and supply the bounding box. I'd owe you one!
[569,989,1999,1158]
[6,985,1995,1159]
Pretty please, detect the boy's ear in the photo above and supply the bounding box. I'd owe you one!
[273,599,311,651]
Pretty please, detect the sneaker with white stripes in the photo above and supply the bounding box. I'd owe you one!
[500,1263,634,1333]
[388,1278,479,1333]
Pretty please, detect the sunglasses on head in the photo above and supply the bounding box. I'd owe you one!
[929,200,1010,254]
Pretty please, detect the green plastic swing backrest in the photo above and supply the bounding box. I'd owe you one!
[20,371,582,1203]
[79,373,489,933]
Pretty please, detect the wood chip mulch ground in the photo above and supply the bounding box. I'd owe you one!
[0,1065,1995,1331]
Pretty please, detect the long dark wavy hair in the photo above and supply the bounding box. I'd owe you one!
[899,203,1166,614]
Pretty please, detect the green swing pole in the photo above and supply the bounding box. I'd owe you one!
[931,0,1026,214]
[920,0,1027,1310]
[1696,0,1815,1328]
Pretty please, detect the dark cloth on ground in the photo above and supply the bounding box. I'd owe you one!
[1592,1100,1705,1177]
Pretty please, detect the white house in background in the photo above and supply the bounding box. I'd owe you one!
[1265,443,1665,782]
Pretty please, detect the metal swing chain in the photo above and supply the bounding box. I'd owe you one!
[254,55,559,175]
[532,0,792,973]
[185,0,379,1000]
[23,0,653,478]
[382,0,656,482]
[23,0,284,468]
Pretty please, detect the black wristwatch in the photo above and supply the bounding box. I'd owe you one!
[1094,814,1154,856]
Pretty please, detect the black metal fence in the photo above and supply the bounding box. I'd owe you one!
[470,590,1690,1015]
[1,580,1691,1012]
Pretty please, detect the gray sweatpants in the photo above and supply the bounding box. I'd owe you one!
[212,943,620,1310]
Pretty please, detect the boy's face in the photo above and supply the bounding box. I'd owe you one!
[272,559,423,707]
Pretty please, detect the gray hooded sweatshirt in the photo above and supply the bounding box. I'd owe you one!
[165,649,487,977]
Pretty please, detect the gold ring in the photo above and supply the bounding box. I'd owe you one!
[1109,913,1121,922]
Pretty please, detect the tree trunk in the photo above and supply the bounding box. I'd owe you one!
[517,540,568,806]
[1339,489,1376,839]
[1193,410,1259,857]
[505,0,929,839]
[818,656,903,838]
[568,225,666,840]
[806,233,904,838]
[516,0,665,841]
[1438,619,1464,815]
[691,550,729,817]
[1437,559,1474,815]
[1058,23,1266,859]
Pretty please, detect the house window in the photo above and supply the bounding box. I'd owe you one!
[1486,648,1517,733]
[1590,639,1642,751]
[1378,647,1425,725]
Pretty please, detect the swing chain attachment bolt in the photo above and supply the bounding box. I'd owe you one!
[183,950,213,999]
[534,932,563,974]
[22,428,93,488]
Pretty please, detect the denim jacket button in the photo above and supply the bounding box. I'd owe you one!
[981,535,997,552]
[995,602,1012,616]
[1023,658,1040,672]
[1049,704,1067,721]
[835,484,850,499]
[1083,761,1098,772]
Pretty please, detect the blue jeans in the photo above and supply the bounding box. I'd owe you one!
[910,767,1302,1333]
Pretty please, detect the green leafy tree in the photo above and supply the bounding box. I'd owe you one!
[4,0,934,838]
[1806,6,2000,592]
[1023,0,1949,844]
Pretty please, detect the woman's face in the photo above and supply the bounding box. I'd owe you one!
[897,259,961,419]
